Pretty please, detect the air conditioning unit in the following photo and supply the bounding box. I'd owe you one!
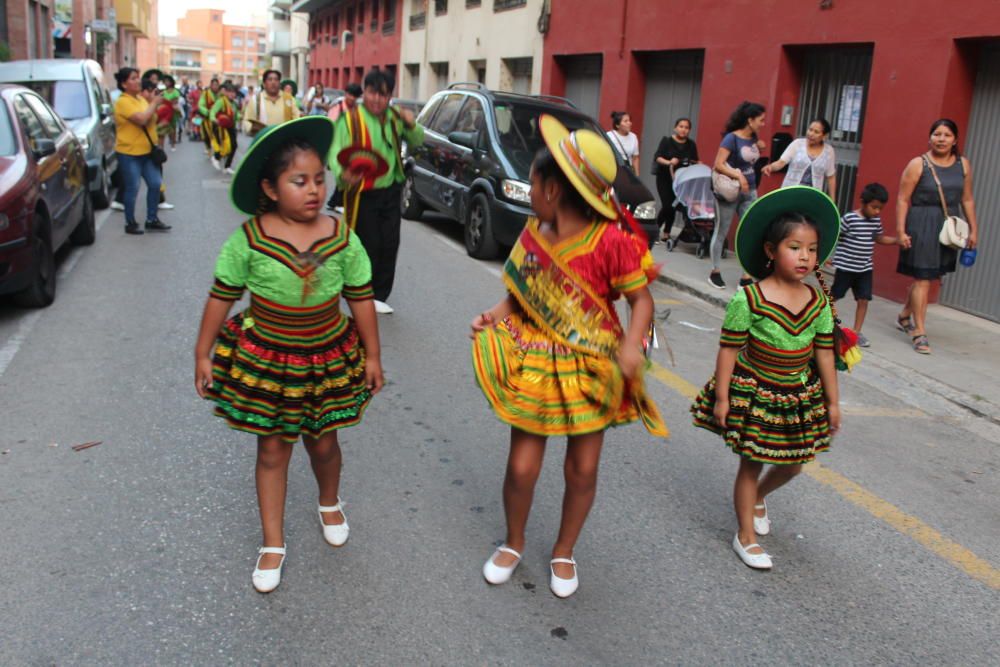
[340,30,353,51]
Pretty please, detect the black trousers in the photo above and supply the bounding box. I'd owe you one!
[214,127,238,168]
[353,183,402,303]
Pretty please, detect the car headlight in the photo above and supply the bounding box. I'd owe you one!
[633,200,657,220]
[501,179,531,204]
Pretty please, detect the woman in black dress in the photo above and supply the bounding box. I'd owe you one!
[653,118,699,237]
[896,119,979,354]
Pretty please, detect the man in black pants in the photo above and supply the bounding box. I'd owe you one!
[330,70,424,314]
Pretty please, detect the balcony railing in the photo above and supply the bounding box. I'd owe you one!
[493,0,525,10]
[382,18,396,34]
[409,12,426,29]
[466,0,481,7]
[435,0,448,14]
[170,59,201,68]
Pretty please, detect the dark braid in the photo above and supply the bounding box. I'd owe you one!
[813,267,843,326]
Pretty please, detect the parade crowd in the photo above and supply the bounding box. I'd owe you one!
[104,63,981,597]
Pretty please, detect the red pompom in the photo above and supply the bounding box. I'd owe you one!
[215,113,233,128]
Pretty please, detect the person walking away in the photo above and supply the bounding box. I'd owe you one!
[895,119,979,354]
[194,117,384,594]
[472,115,667,599]
[762,117,837,195]
[652,117,699,240]
[329,70,423,315]
[692,186,842,570]
[710,101,767,289]
[606,110,640,174]
[112,68,171,235]
[243,70,300,138]
[209,83,241,174]
[830,183,898,347]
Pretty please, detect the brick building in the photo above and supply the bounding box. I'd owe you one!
[171,9,267,86]
[2,0,57,61]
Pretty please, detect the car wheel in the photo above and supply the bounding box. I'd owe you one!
[464,192,500,259]
[70,194,96,246]
[14,218,56,308]
[92,164,111,209]
[400,174,423,220]
[665,238,675,252]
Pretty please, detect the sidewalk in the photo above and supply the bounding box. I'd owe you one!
[651,237,1000,430]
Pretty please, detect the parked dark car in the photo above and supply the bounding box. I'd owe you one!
[0,84,94,307]
[402,83,658,259]
[0,59,117,208]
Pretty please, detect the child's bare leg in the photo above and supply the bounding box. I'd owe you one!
[304,433,345,526]
[754,463,803,512]
[854,299,869,332]
[551,431,604,577]
[496,427,546,566]
[734,458,764,552]
[256,435,295,568]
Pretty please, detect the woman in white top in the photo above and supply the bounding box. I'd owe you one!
[607,110,640,174]
[763,118,837,195]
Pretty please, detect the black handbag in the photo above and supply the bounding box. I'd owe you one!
[142,126,168,166]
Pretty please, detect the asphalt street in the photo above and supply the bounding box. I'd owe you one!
[0,140,997,665]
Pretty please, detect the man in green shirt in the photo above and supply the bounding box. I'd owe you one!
[330,69,424,314]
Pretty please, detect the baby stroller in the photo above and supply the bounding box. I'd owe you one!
[663,164,718,259]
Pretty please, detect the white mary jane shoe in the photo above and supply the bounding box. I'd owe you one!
[483,545,522,585]
[318,499,350,547]
[753,501,771,536]
[732,534,772,570]
[252,545,286,593]
[549,557,579,598]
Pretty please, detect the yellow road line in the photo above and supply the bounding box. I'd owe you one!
[654,298,683,305]
[647,359,1000,590]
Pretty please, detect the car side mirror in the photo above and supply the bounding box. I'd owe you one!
[33,138,57,159]
[448,130,479,150]
[100,103,113,118]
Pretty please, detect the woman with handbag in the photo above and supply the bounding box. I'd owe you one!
[606,111,641,174]
[113,68,171,235]
[895,119,978,354]
[709,101,766,289]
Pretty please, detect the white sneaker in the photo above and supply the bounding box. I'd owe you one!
[753,502,771,536]
[110,201,124,211]
[211,157,221,170]
[224,167,235,175]
[373,300,394,314]
[732,534,772,570]
[549,557,579,598]
[252,545,286,593]
[170,145,176,152]
[317,499,349,547]
[158,202,175,210]
[482,545,522,585]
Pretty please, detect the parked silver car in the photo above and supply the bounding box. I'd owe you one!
[0,59,117,208]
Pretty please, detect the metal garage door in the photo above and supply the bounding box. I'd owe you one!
[638,50,704,194]
[940,44,1000,322]
[560,54,602,120]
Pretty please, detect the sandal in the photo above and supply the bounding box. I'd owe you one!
[912,334,931,355]
[896,314,916,335]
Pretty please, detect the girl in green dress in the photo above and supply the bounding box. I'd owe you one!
[194,117,384,593]
[692,187,842,571]
[159,75,182,149]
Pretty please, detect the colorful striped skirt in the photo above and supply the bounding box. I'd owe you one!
[207,295,370,443]
[472,312,639,437]
[690,338,831,464]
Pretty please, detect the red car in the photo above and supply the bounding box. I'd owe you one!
[0,84,94,307]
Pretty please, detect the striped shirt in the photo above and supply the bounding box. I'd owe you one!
[832,211,883,272]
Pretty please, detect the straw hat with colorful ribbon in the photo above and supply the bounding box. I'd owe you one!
[539,114,619,221]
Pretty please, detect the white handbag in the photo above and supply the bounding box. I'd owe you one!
[712,169,740,203]
[923,155,970,249]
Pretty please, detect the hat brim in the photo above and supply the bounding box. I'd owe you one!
[229,116,335,215]
[735,186,841,279]
[142,69,164,80]
[539,115,618,220]
[336,147,390,180]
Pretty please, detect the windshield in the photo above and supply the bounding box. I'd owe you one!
[0,104,15,156]
[493,101,612,180]
[22,80,91,120]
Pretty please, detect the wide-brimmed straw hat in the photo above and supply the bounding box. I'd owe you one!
[735,186,841,279]
[539,114,619,220]
[229,116,334,215]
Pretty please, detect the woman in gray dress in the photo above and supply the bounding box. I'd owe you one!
[896,119,979,354]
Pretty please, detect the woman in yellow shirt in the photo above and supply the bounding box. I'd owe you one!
[113,68,171,234]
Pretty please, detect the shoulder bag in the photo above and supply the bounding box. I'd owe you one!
[609,131,637,176]
[712,169,740,202]
[142,125,167,166]
[923,154,969,249]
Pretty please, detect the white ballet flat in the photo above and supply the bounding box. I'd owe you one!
[252,545,286,593]
[732,534,772,570]
[549,557,579,598]
[483,545,522,585]
[318,499,349,547]
[753,501,771,536]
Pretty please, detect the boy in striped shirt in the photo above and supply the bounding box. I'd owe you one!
[830,183,898,347]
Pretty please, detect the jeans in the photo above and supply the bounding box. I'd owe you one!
[711,189,756,270]
[354,183,403,302]
[117,152,162,224]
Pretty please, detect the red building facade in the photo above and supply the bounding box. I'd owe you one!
[294,0,403,91]
[541,0,1000,318]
